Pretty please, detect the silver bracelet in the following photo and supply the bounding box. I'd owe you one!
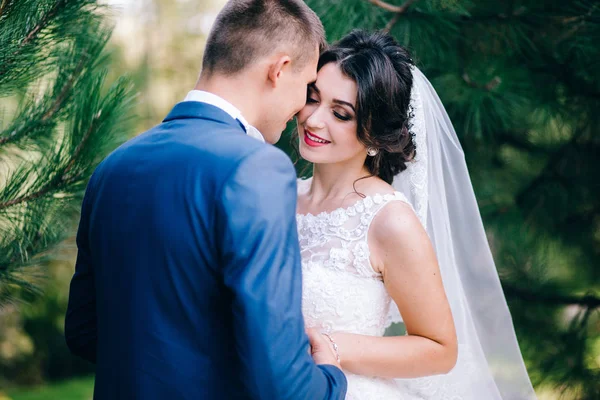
[321,332,341,363]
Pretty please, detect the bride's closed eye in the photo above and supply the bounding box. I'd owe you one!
[333,110,352,121]
[306,86,353,121]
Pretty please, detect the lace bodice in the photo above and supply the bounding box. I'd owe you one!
[297,179,484,400]
[296,180,410,337]
[296,179,415,399]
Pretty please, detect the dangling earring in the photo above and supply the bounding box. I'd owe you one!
[367,147,379,157]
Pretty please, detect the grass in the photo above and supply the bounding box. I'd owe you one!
[3,376,94,400]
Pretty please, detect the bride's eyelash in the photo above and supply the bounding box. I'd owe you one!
[306,96,351,121]
[334,111,352,121]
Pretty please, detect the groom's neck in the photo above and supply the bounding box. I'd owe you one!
[194,73,261,126]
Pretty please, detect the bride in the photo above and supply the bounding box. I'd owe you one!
[297,30,537,399]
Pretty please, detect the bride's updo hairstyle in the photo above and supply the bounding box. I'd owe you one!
[318,30,416,184]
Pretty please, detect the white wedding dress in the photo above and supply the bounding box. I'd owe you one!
[297,178,419,399]
[297,178,485,400]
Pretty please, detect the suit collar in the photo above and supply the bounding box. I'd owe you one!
[183,90,246,124]
[163,101,245,132]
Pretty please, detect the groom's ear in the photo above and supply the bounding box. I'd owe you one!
[267,54,292,88]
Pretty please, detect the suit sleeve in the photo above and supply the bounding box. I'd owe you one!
[218,146,347,400]
[64,174,98,364]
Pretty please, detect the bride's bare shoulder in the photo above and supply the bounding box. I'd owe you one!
[368,199,429,274]
[370,199,424,246]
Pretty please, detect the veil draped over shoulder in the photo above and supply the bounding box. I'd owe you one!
[389,67,537,399]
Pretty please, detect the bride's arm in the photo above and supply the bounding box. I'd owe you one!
[326,201,458,378]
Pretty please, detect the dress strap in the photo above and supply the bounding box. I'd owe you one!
[361,192,413,231]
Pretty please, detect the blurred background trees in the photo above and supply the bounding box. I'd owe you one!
[1,0,598,399]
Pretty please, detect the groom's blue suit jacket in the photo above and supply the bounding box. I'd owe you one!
[65,101,347,400]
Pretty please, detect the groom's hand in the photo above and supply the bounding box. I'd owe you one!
[306,328,342,369]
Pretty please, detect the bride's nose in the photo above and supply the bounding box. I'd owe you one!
[305,107,326,130]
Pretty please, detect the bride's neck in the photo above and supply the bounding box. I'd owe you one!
[309,160,371,203]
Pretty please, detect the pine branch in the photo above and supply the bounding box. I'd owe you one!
[368,0,417,14]
[0,108,101,210]
[63,109,100,177]
[459,6,548,22]
[42,55,88,122]
[0,178,62,210]
[367,0,419,32]
[0,1,65,79]
[0,167,81,212]
[21,1,65,47]
[462,73,502,91]
[504,284,600,309]
[0,0,8,19]
[384,13,401,33]
[556,3,599,43]
[0,54,88,146]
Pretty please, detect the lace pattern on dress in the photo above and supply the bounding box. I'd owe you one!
[296,185,412,280]
[297,179,412,337]
[296,179,478,399]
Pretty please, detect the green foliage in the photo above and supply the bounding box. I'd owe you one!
[303,0,599,397]
[5,375,94,400]
[0,0,135,305]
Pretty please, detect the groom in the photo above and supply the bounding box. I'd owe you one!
[65,0,347,399]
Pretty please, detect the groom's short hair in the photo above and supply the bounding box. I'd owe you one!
[202,0,326,75]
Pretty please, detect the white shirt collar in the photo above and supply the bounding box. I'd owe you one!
[183,90,265,143]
